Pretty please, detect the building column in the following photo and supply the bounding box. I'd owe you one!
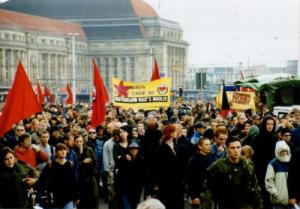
[0,49,6,84]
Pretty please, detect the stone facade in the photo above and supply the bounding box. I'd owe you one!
[0,0,189,102]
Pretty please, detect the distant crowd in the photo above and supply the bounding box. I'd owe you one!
[0,101,300,209]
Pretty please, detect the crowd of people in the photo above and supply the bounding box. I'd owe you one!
[0,101,300,209]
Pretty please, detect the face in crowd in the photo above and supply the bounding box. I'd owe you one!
[227,139,242,163]
[266,119,275,132]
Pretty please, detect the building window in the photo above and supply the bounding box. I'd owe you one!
[121,57,126,80]
[5,33,9,40]
[104,57,110,88]
[113,58,118,78]
[130,58,135,81]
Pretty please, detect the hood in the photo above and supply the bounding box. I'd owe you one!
[275,140,291,162]
[259,115,276,134]
[248,125,259,137]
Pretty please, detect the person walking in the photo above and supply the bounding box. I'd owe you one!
[155,124,184,209]
[37,143,79,209]
[186,137,211,209]
[202,136,263,209]
[265,141,291,209]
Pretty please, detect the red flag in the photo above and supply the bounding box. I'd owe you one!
[0,61,42,137]
[220,82,231,119]
[65,83,73,105]
[151,58,161,81]
[44,85,55,104]
[36,80,45,105]
[91,59,109,127]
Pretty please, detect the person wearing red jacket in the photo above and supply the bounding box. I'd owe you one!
[15,133,48,168]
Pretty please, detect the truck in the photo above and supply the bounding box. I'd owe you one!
[234,74,300,116]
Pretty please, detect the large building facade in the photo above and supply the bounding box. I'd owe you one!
[0,0,188,102]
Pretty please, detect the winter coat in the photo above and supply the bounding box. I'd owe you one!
[251,116,277,186]
[265,141,290,206]
[15,145,48,168]
[37,160,79,208]
[202,157,263,209]
[186,152,210,199]
[0,161,39,208]
[155,142,184,209]
[288,148,300,202]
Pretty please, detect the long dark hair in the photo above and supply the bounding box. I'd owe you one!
[0,146,15,167]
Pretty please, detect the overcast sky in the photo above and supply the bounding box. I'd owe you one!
[0,0,298,67]
[145,0,298,67]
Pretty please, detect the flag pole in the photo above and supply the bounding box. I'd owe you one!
[42,111,51,128]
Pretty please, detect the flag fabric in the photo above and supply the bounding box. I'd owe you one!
[36,80,45,105]
[44,85,55,104]
[65,83,73,105]
[0,61,42,137]
[220,82,231,119]
[91,59,109,127]
[150,58,161,81]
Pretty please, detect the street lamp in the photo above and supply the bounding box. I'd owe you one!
[68,33,79,104]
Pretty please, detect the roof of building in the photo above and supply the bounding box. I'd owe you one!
[0,0,158,19]
[0,9,86,39]
[131,0,157,18]
[0,0,156,40]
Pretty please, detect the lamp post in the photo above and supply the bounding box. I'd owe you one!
[68,33,78,104]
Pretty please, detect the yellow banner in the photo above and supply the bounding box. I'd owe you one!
[112,77,171,110]
[216,91,256,112]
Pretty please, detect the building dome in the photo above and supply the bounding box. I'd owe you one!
[131,0,157,18]
[0,0,157,19]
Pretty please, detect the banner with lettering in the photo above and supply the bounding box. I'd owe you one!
[216,91,256,112]
[112,77,171,110]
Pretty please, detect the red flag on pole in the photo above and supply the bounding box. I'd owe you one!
[36,80,45,105]
[150,58,161,81]
[65,83,73,105]
[0,61,42,137]
[44,85,55,104]
[91,59,109,127]
[220,81,231,119]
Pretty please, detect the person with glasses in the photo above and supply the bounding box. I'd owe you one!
[86,127,104,195]
[2,125,26,150]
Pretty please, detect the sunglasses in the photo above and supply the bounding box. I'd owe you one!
[17,129,25,131]
[89,132,96,134]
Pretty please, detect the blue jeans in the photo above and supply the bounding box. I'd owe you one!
[121,194,131,209]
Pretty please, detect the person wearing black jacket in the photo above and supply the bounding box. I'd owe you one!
[37,143,79,209]
[74,135,99,209]
[251,115,277,209]
[186,137,211,208]
[288,148,300,206]
[155,124,184,209]
[114,141,150,209]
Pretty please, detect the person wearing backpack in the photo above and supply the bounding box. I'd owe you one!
[37,143,79,209]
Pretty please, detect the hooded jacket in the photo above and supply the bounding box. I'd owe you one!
[251,116,277,187]
[265,140,290,206]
